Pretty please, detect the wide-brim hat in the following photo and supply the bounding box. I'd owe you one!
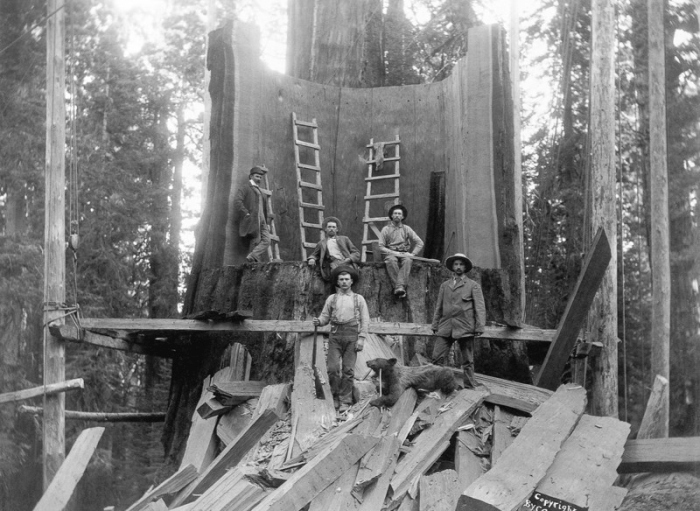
[331,265,359,284]
[388,204,408,219]
[323,216,342,232]
[445,253,473,273]
[249,165,268,176]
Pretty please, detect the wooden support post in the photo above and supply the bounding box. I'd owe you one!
[43,0,66,489]
[535,228,611,390]
[648,0,671,437]
[0,378,83,404]
[33,427,104,511]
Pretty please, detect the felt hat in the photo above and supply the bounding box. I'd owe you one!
[323,216,342,232]
[249,165,268,176]
[388,204,408,219]
[445,253,473,273]
[331,265,359,284]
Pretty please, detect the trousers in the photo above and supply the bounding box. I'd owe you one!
[383,254,413,289]
[327,324,358,406]
[432,335,477,388]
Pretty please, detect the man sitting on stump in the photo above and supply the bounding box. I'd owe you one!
[378,204,424,298]
[307,216,361,281]
[313,266,369,414]
[431,253,486,389]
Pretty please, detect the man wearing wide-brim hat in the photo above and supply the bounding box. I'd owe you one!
[313,265,370,414]
[430,253,486,389]
[377,203,424,298]
[307,216,361,282]
[234,165,272,262]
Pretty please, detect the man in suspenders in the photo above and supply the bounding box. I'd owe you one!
[313,266,370,413]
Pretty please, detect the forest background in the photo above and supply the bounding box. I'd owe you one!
[0,0,698,509]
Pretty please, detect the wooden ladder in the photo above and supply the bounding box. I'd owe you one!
[260,172,281,260]
[361,135,401,261]
[292,112,325,260]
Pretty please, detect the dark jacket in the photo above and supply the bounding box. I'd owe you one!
[308,236,361,281]
[234,183,269,238]
[431,277,486,338]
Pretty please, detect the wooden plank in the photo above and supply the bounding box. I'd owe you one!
[18,406,165,422]
[354,435,401,495]
[142,500,168,511]
[216,400,256,446]
[490,406,515,465]
[196,398,232,420]
[455,430,484,489]
[189,467,269,511]
[252,383,290,421]
[125,464,198,511]
[618,437,700,473]
[636,374,669,440]
[456,384,587,511]
[0,378,83,404]
[419,469,461,511]
[33,427,104,511]
[475,373,553,413]
[254,434,380,511]
[73,319,555,342]
[535,228,612,389]
[308,462,360,511]
[290,334,335,458]
[357,444,399,511]
[209,380,267,405]
[180,367,235,473]
[390,388,489,504]
[171,408,280,507]
[51,324,175,358]
[529,415,629,510]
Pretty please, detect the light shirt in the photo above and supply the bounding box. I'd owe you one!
[326,237,344,260]
[317,289,370,337]
[453,275,466,287]
[378,223,424,255]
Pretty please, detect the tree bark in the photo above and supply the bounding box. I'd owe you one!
[586,0,618,417]
[647,0,670,436]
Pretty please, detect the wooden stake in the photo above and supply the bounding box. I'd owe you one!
[0,378,83,404]
[43,0,66,489]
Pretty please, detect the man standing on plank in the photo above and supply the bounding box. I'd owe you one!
[313,266,369,413]
[431,253,486,389]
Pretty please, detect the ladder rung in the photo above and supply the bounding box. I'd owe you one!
[365,193,399,200]
[300,202,325,210]
[363,216,389,223]
[296,140,321,150]
[303,242,318,249]
[301,221,323,229]
[297,162,321,171]
[269,235,280,241]
[299,181,322,190]
[260,189,272,196]
[365,174,400,182]
[366,140,401,148]
[294,119,318,128]
[366,157,400,164]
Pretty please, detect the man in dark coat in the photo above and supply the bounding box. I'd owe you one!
[307,216,361,281]
[234,165,271,262]
[431,253,486,388]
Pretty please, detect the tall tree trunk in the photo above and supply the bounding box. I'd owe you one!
[286,0,384,87]
[586,0,618,417]
[647,0,670,436]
